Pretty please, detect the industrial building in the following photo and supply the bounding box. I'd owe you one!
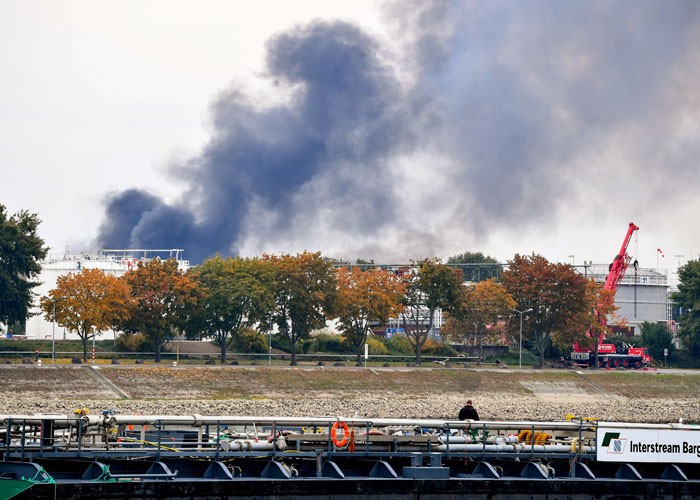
[19,249,188,341]
[584,264,672,336]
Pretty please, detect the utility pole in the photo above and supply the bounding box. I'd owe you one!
[512,308,533,368]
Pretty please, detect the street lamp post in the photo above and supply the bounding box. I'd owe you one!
[512,308,533,368]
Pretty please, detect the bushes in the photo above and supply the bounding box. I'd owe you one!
[114,333,153,353]
[366,336,388,355]
[385,335,413,355]
[231,329,268,354]
[422,338,458,357]
[307,333,350,353]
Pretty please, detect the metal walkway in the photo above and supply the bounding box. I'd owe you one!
[2,413,700,498]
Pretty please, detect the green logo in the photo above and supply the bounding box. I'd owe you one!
[601,432,620,447]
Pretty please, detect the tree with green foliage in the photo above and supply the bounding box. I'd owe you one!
[639,321,674,362]
[336,266,406,365]
[447,251,501,282]
[673,260,700,357]
[40,268,132,361]
[120,258,200,362]
[187,256,274,363]
[502,254,590,367]
[264,252,337,366]
[400,259,463,365]
[0,205,47,331]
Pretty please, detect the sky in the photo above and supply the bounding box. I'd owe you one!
[2,1,699,274]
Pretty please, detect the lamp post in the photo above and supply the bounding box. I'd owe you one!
[512,308,533,368]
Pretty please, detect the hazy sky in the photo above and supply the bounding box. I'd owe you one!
[2,1,699,272]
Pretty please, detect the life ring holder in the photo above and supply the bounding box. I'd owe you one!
[331,421,350,448]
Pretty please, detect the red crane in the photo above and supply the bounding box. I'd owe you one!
[571,222,651,368]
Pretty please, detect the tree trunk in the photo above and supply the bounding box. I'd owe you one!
[415,341,422,365]
[593,342,599,369]
[535,332,545,368]
[220,342,227,364]
[82,335,88,362]
[155,339,162,363]
[289,338,297,366]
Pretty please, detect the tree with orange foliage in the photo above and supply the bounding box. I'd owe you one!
[120,258,200,362]
[336,266,407,365]
[264,252,336,366]
[502,253,590,367]
[444,279,516,359]
[40,268,131,361]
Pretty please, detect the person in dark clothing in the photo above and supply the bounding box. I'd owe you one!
[458,399,479,420]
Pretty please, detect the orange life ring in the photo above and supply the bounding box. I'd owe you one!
[331,421,350,448]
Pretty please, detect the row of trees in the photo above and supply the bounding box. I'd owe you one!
[3,205,695,366]
[39,251,622,366]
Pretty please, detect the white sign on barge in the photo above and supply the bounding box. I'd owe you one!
[597,422,700,464]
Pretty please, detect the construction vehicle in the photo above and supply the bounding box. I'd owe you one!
[571,222,652,369]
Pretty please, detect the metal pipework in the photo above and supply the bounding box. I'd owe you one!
[99,415,598,432]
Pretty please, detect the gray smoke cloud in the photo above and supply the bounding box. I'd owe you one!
[99,20,413,263]
[98,1,700,264]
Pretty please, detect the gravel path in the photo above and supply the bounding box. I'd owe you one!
[3,391,697,424]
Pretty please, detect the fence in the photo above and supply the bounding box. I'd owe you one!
[0,350,486,366]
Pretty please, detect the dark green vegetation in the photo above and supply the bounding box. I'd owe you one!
[0,205,47,330]
[674,260,700,358]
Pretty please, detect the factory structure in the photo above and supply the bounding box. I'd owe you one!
[581,263,674,336]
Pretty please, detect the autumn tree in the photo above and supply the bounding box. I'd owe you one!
[120,258,200,362]
[336,266,407,365]
[0,205,47,330]
[264,252,337,365]
[400,259,463,365]
[444,279,516,359]
[502,253,589,367]
[673,260,700,357]
[564,279,617,368]
[40,268,131,361]
[187,256,274,363]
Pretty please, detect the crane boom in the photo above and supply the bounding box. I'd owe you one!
[603,222,639,294]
